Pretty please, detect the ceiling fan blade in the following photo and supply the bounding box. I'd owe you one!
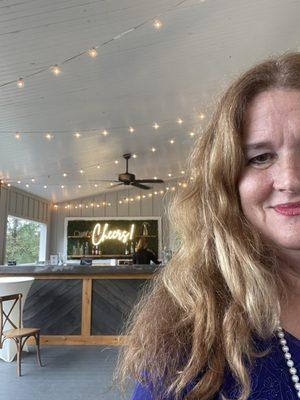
[109,183,124,188]
[135,179,164,184]
[88,179,119,182]
[131,182,152,190]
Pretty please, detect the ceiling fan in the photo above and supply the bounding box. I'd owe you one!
[93,153,164,190]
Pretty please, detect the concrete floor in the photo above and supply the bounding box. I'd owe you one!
[0,346,133,400]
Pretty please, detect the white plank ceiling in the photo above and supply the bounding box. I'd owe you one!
[0,0,299,202]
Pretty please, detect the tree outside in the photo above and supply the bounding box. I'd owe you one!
[5,216,41,264]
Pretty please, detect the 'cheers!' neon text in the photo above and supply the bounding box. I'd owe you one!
[92,223,135,245]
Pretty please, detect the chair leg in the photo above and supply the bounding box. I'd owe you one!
[34,333,42,367]
[16,338,22,377]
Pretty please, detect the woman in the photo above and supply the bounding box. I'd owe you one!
[116,53,300,399]
[132,237,159,265]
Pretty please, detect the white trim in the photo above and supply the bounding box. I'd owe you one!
[64,216,162,259]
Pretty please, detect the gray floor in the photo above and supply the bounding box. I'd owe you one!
[0,346,134,400]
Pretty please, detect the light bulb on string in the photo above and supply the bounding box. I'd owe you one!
[45,133,53,140]
[88,47,98,58]
[74,132,81,138]
[189,131,195,137]
[169,139,175,144]
[17,78,24,88]
[15,132,21,139]
[128,126,135,133]
[51,65,61,75]
[153,18,162,30]
[151,147,156,152]
[132,154,137,158]
[152,122,160,130]
[102,129,109,136]
[176,118,183,125]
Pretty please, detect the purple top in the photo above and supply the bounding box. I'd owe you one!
[130,330,300,399]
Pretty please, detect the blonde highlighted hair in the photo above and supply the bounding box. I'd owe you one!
[115,53,300,399]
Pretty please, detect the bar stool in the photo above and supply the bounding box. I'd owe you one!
[0,293,42,376]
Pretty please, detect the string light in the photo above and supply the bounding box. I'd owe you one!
[7,183,11,187]
[198,112,205,120]
[169,139,175,144]
[189,131,195,137]
[25,184,29,188]
[31,178,35,182]
[102,129,109,136]
[74,132,81,138]
[152,122,160,130]
[94,184,98,187]
[17,180,21,184]
[114,160,119,164]
[61,185,65,189]
[153,18,162,29]
[128,126,135,133]
[181,170,185,174]
[151,147,156,152]
[17,78,24,88]
[51,65,61,75]
[132,154,137,158]
[63,173,68,177]
[153,176,158,180]
[15,132,21,139]
[79,169,84,174]
[168,173,172,177]
[78,184,82,188]
[45,133,53,140]
[44,185,47,189]
[88,47,98,58]
[176,118,183,125]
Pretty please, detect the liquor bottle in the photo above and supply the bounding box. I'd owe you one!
[130,241,134,254]
[84,241,89,255]
[124,243,129,255]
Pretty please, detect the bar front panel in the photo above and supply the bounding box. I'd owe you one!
[23,279,82,335]
[91,279,149,335]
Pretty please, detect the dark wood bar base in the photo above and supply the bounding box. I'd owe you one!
[0,265,157,345]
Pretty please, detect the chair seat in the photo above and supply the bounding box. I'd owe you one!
[3,327,40,338]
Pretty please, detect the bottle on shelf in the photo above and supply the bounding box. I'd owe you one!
[83,241,89,255]
[130,241,135,255]
[124,243,129,255]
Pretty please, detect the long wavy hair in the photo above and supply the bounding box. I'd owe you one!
[115,53,300,400]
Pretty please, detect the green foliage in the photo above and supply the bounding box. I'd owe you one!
[5,216,40,264]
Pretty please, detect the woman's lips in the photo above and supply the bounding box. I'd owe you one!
[274,202,300,216]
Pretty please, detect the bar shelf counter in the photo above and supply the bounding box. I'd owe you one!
[0,263,160,346]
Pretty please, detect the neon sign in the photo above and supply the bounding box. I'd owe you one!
[92,223,135,245]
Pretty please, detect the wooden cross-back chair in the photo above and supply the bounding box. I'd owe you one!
[0,293,42,376]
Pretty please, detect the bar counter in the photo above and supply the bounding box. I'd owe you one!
[0,263,160,345]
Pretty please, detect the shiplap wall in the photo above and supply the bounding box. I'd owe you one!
[0,185,51,264]
[50,185,176,257]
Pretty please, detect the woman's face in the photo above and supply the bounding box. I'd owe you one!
[239,89,300,252]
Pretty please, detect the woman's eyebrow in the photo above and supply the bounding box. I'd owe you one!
[243,141,273,151]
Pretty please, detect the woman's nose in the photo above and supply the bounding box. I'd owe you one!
[272,153,300,193]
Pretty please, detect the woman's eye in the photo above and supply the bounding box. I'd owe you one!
[247,153,274,166]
